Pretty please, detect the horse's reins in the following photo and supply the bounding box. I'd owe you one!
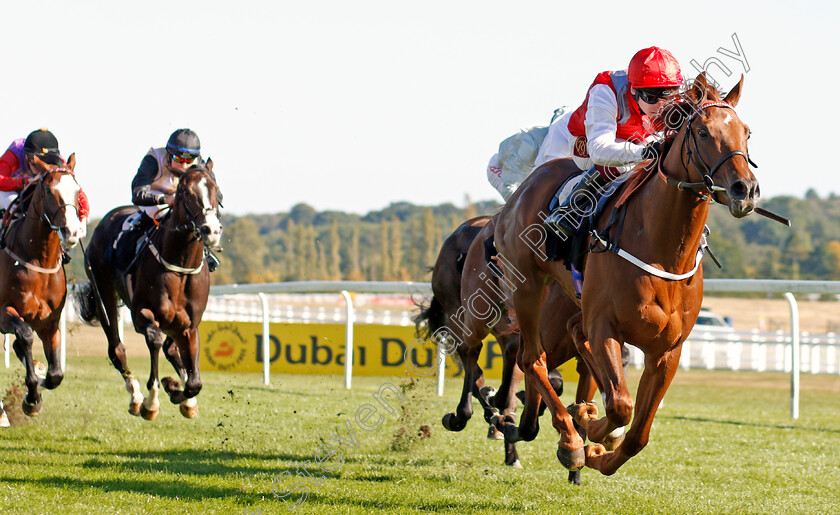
[3,169,78,274]
[589,102,744,281]
[142,176,219,275]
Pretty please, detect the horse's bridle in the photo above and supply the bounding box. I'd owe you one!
[173,182,219,240]
[659,101,757,200]
[34,168,81,232]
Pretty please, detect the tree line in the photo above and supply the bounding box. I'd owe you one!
[65,189,840,286]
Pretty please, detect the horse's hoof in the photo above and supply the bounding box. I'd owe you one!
[602,426,625,451]
[441,413,466,432]
[22,399,42,417]
[487,424,504,440]
[568,470,582,485]
[140,404,159,421]
[128,402,142,416]
[0,411,9,428]
[557,446,585,471]
[507,459,523,469]
[179,402,198,419]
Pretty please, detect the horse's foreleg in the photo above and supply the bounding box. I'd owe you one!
[514,287,584,471]
[35,321,63,390]
[163,329,201,417]
[587,347,682,475]
[4,309,40,416]
[571,328,631,450]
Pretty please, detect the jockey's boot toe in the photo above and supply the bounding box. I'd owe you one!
[62,253,71,264]
[206,252,220,273]
[543,209,576,240]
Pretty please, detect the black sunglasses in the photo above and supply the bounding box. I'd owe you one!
[636,88,677,104]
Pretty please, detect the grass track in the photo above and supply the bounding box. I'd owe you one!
[1,356,839,514]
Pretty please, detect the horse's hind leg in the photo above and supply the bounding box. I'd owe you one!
[100,296,143,416]
[1,309,40,416]
[137,315,167,421]
[442,338,482,432]
[35,320,64,390]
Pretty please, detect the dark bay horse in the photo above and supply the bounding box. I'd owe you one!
[0,155,86,416]
[416,216,597,478]
[76,163,222,419]
[494,74,758,475]
[415,216,527,466]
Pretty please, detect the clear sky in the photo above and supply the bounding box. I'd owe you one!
[2,0,837,219]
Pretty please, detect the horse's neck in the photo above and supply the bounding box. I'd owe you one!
[155,217,204,267]
[12,204,61,262]
[627,164,710,272]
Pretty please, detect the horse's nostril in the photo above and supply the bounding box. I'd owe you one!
[730,180,748,200]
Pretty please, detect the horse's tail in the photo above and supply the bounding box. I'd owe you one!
[74,283,100,325]
[413,293,446,341]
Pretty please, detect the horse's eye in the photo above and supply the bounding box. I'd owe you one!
[697,129,708,138]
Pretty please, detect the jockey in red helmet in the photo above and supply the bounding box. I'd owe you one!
[539,46,683,238]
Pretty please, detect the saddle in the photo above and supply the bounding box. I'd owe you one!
[106,211,156,275]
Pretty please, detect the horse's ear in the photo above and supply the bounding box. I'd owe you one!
[686,73,710,104]
[66,153,76,171]
[29,154,48,174]
[724,74,744,107]
[205,158,213,173]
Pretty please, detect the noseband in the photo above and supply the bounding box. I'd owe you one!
[659,101,757,199]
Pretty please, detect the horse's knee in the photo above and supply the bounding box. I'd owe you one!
[44,371,63,389]
[605,396,633,427]
[184,378,202,398]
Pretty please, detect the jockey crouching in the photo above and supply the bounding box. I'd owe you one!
[130,128,221,272]
[538,46,683,239]
[0,129,90,262]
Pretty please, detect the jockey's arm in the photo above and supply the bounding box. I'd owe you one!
[131,155,167,206]
[0,150,25,191]
[584,85,647,167]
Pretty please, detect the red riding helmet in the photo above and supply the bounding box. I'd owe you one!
[628,47,683,88]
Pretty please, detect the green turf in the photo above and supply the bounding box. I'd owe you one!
[0,356,838,514]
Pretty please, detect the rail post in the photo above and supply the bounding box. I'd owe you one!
[258,293,270,385]
[784,292,800,419]
[340,290,354,390]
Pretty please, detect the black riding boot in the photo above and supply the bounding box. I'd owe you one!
[543,167,612,240]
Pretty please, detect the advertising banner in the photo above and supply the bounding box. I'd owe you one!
[199,321,579,380]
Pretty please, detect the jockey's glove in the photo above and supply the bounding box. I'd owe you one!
[641,140,662,161]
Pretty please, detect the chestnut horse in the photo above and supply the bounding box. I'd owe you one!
[0,155,86,416]
[76,164,222,419]
[494,74,758,474]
